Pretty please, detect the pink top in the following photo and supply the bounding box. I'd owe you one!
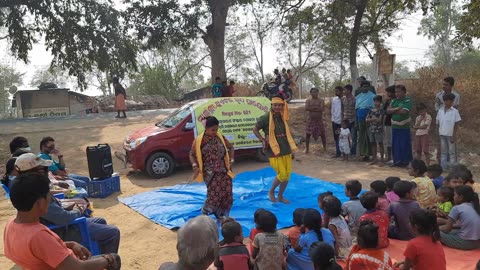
[376,197,390,212]
[386,191,400,203]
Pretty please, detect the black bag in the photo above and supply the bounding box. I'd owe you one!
[86,144,113,180]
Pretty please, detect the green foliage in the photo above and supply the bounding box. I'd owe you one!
[456,0,480,46]
[30,66,70,88]
[1,0,137,90]
[0,64,23,114]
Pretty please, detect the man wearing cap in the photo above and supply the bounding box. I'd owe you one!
[38,136,90,189]
[354,76,376,97]
[253,95,298,204]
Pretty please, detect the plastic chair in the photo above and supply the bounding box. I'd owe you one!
[1,184,10,199]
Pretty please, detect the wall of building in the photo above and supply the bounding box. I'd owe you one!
[17,89,70,118]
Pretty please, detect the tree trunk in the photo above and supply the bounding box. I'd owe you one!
[349,0,368,86]
[203,0,232,82]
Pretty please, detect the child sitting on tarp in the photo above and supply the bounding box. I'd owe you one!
[215,218,252,270]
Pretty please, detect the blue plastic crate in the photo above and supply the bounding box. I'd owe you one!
[87,175,121,198]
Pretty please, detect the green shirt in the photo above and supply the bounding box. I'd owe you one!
[438,201,453,213]
[391,97,412,129]
[256,112,292,157]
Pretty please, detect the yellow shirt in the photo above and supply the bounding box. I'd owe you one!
[411,176,437,208]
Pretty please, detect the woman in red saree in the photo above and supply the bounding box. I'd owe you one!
[112,77,127,119]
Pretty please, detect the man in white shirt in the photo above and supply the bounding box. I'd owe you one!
[436,93,461,170]
[435,77,460,111]
[331,86,343,157]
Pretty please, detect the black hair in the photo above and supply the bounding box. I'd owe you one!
[205,116,219,128]
[395,84,407,93]
[309,242,342,270]
[287,69,291,72]
[2,158,16,186]
[40,136,55,149]
[360,81,371,87]
[10,173,50,212]
[253,208,267,229]
[318,191,333,202]
[345,180,362,197]
[259,210,278,233]
[452,164,474,184]
[344,84,353,91]
[221,219,242,244]
[416,102,427,111]
[410,208,440,242]
[370,180,387,196]
[438,187,454,203]
[341,119,350,126]
[455,185,480,215]
[427,164,443,175]
[229,80,235,84]
[443,92,455,102]
[444,76,455,86]
[373,95,383,102]
[393,181,415,198]
[411,159,427,176]
[272,94,285,100]
[12,149,29,158]
[443,173,454,184]
[334,86,343,92]
[112,76,119,83]
[215,76,221,81]
[385,177,401,191]
[385,85,396,94]
[303,208,323,242]
[310,88,319,93]
[293,208,305,227]
[357,76,367,81]
[357,220,379,248]
[9,136,28,154]
[360,191,378,210]
[323,196,342,218]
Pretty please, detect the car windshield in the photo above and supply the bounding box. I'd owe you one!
[156,106,191,128]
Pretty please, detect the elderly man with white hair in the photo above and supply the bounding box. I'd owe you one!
[159,216,219,270]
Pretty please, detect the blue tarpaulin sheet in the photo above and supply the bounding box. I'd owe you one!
[119,167,350,236]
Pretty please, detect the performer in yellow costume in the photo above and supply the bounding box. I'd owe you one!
[253,95,298,204]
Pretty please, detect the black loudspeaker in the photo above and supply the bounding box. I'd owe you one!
[86,144,113,180]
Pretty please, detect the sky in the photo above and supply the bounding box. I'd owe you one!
[0,10,433,97]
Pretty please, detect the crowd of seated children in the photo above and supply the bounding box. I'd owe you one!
[287,208,305,249]
[432,186,454,225]
[249,208,266,253]
[345,220,394,270]
[323,196,352,258]
[409,159,437,208]
[215,218,252,270]
[4,173,121,270]
[427,164,444,190]
[359,191,390,248]
[318,191,333,227]
[387,181,420,240]
[341,180,366,239]
[370,180,390,211]
[287,208,334,270]
[309,242,342,270]
[385,177,400,203]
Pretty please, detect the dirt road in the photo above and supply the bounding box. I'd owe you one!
[0,108,425,270]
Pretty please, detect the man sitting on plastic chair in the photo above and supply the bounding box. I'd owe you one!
[14,153,121,254]
[4,173,121,270]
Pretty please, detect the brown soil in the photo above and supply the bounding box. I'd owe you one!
[0,105,477,270]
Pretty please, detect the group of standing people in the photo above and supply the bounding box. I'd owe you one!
[212,77,236,98]
[306,76,461,170]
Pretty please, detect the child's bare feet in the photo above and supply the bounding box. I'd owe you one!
[268,191,277,202]
[278,197,291,204]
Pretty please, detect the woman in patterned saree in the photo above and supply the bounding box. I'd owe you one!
[190,116,235,220]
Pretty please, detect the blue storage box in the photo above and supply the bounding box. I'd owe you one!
[87,175,121,198]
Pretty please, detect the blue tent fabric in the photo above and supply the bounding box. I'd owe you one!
[119,167,350,237]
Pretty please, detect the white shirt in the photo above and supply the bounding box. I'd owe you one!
[436,107,461,136]
[339,128,351,143]
[435,90,460,111]
[331,96,342,124]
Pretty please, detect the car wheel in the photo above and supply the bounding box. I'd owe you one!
[256,148,269,162]
[146,152,175,178]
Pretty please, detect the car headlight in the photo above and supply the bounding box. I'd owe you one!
[129,137,148,150]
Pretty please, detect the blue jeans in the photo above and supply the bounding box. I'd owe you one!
[68,174,90,189]
[87,217,120,253]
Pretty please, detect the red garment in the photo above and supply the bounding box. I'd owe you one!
[249,228,263,253]
[216,242,251,270]
[360,210,390,248]
[404,236,446,270]
[345,244,394,270]
[222,85,234,97]
[286,226,302,248]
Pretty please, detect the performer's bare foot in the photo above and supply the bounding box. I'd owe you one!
[278,197,291,204]
[268,191,277,202]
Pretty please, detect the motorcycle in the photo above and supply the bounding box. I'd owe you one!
[256,82,293,103]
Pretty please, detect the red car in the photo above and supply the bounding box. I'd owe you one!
[123,98,270,178]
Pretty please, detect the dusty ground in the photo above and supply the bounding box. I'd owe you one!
[0,105,476,270]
